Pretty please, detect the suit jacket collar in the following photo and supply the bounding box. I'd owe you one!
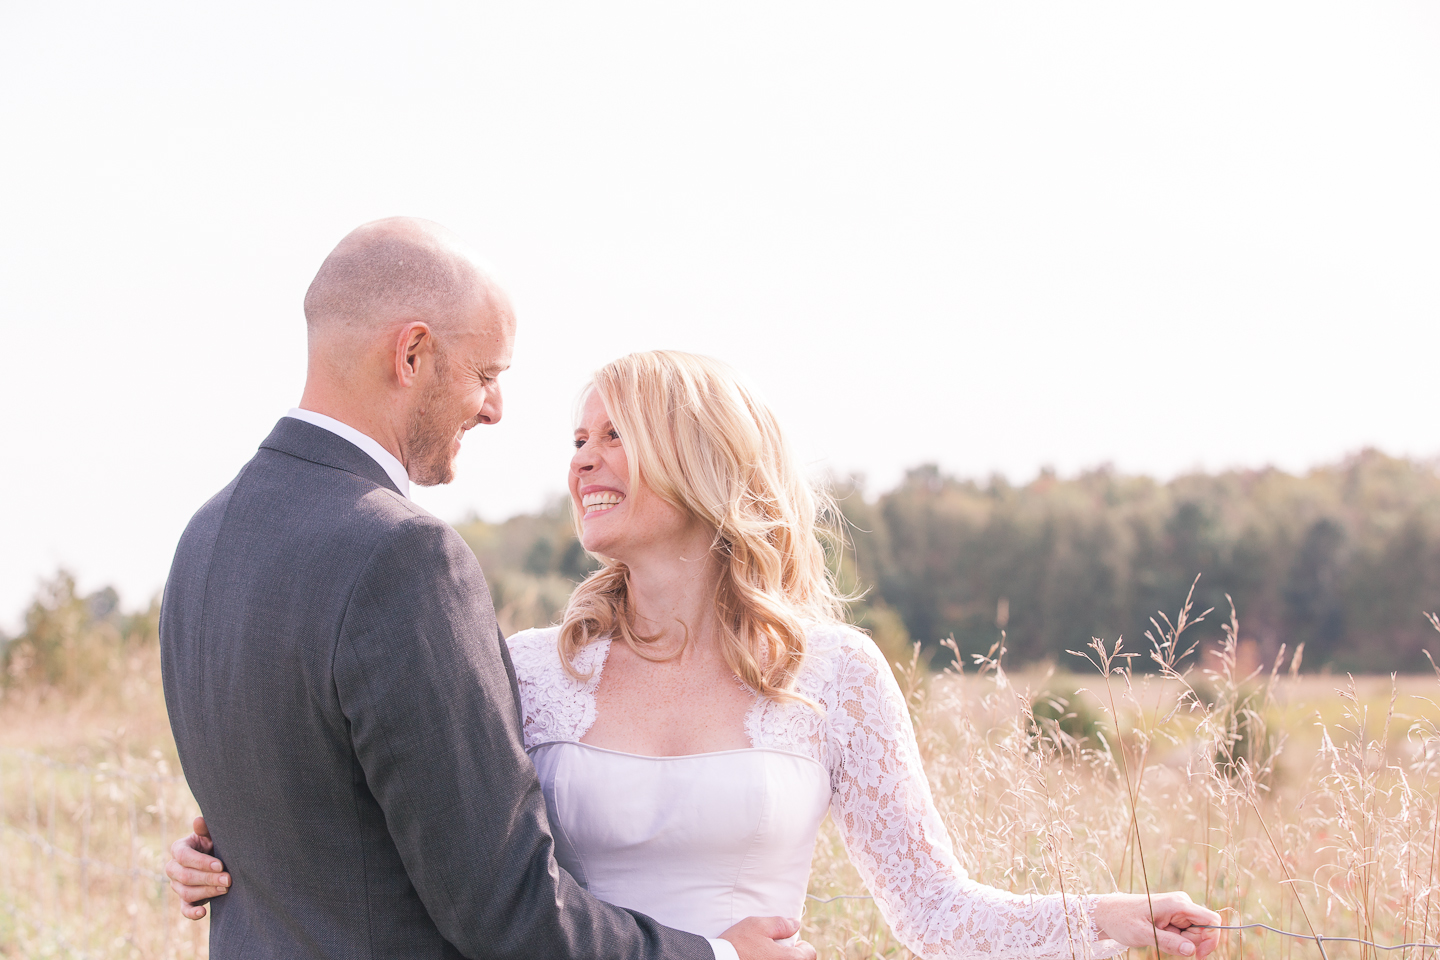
[259,418,404,496]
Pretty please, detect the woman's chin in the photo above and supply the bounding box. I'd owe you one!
[578,531,622,562]
[576,527,607,556]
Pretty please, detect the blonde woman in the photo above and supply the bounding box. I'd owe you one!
[171,351,1220,958]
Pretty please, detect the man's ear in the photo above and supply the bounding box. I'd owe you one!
[393,321,432,386]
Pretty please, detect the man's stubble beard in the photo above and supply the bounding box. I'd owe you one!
[405,349,460,487]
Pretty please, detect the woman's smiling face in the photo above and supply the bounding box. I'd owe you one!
[568,388,704,563]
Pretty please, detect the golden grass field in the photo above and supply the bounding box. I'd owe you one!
[4,606,1440,959]
[0,646,204,959]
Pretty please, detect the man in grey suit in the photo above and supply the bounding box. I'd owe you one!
[160,218,812,960]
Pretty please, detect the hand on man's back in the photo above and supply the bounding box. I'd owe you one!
[165,816,227,919]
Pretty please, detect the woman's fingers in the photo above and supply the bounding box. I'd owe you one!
[169,834,224,873]
[1154,922,1223,958]
[165,854,230,908]
[166,866,231,890]
[1124,922,1214,958]
[173,881,227,902]
[1169,922,1221,958]
[1158,892,1222,927]
[1146,892,1222,958]
[166,818,228,914]
[165,858,230,893]
[1151,928,1199,956]
[1095,891,1225,956]
[1154,894,1223,957]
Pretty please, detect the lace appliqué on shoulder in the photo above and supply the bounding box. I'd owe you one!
[743,624,851,769]
[754,623,1121,960]
[505,628,609,750]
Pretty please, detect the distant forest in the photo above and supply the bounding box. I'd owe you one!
[10,450,1437,687]
[460,449,1440,673]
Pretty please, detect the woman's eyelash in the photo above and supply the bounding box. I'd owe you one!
[573,431,620,449]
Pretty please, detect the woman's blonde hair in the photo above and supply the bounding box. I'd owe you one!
[558,350,846,702]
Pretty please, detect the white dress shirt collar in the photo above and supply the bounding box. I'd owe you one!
[285,408,411,499]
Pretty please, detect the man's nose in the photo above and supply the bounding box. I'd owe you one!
[477,385,503,425]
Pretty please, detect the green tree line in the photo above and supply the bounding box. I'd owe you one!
[9,448,1440,692]
[839,449,1440,672]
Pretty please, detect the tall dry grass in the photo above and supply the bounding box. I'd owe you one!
[4,580,1440,959]
[0,643,206,959]
[804,587,1440,959]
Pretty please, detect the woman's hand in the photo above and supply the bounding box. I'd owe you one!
[1093,891,1222,957]
[165,816,229,919]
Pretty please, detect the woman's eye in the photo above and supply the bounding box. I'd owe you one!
[572,431,618,449]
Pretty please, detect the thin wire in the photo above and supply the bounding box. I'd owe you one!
[806,893,877,903]
[0,747,184,785]
[1196,923,1440,952]
[1,822,167,883]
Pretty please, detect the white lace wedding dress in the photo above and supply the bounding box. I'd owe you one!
[507,622,1122,959]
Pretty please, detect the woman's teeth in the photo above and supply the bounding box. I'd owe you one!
[582,491,624,515]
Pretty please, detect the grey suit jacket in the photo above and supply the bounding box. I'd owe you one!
[161,418,711,960]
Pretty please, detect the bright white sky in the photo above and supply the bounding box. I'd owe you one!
[2,3,1437,630]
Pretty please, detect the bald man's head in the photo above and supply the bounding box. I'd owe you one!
[295,217,515,488]
[303,217,489,341]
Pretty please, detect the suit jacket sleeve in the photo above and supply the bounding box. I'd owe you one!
[332,514,711,960]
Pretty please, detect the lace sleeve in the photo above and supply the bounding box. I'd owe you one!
[824,637,1122,960]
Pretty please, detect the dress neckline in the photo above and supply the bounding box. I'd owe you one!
[572,635,769,750]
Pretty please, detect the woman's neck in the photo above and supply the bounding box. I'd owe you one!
[622,540,725,657]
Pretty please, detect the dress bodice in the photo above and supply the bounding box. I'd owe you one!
[507,623,1122,960]
[530,743,831,938]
